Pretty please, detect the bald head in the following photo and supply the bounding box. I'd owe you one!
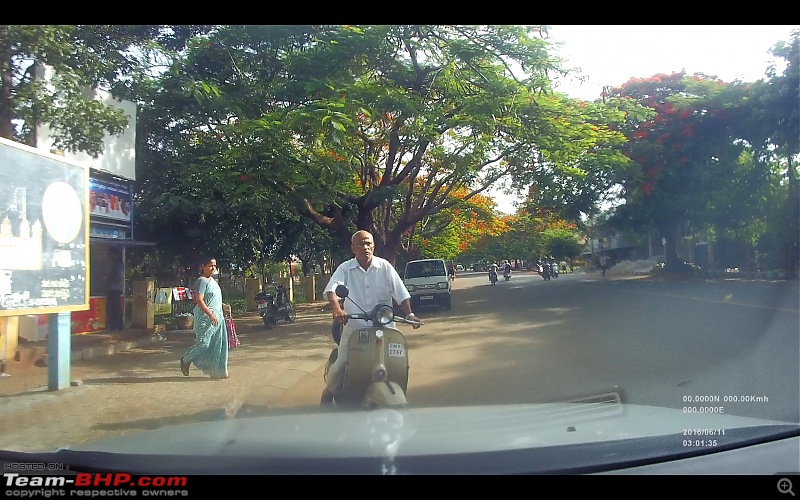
[351,230,375,269]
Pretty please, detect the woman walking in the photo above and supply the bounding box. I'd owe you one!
[180,256,231,379]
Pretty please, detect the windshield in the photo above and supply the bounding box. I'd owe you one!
[405,261,446,279]
[1,24,798,483]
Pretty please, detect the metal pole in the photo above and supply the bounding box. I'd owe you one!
[47,312,71,390]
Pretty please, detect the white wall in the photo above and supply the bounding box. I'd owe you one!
[35,65,137,181]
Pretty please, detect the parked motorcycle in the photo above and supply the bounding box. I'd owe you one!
[255,283,296,329]
[324,284,422,410]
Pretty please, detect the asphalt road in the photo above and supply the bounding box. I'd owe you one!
[281,270,800,423]
[1,270,796,452]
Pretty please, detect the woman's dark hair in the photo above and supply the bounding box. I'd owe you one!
[196,255,216,274]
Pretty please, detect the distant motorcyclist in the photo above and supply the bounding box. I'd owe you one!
[488,262,499,282]
[549,257,559,277]
[503,260,512,274]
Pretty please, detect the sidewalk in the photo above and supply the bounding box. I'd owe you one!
[0,300,335,452]
[0,300,331,396]
[1,326,180,395]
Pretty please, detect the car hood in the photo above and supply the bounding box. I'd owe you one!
[5,395,798,474]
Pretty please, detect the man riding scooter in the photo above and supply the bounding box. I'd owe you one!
[503,260,512,281]
[320,230,423,407]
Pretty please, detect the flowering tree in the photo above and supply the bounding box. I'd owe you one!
[606,72,755,269]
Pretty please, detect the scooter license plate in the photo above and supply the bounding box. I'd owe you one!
[420,295,433,301]
[388,343,406,357]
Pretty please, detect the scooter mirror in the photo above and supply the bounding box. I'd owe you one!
[335,284,349,298]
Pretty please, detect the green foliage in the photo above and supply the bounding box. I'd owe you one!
[542,228,584,259]
[605,72,767,268]
[128,25,644,265]
[231,300,248,316]
[0,25,202,153]
[9,25,795,276]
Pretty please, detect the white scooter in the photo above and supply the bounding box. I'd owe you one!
[324,284,422,410]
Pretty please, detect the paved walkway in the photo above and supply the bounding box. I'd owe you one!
[0,301,334,452]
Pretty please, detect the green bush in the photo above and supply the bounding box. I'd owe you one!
[227,298,248,316]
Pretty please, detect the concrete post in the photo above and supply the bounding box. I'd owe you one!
[300,275,315,303]
[276,276,293,302]
[245,278,260,311]
[0,317,19,371]
[132,279,155,329]
[316,274,331,300]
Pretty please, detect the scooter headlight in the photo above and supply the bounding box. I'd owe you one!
[375,305,395,325]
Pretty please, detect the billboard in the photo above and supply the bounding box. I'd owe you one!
[0,137,90,316]
[90,176,132,223]
[88,174,133,240]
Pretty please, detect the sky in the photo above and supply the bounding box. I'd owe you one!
[490,24,799,214]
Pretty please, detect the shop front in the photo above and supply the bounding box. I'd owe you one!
[84,170,154,334]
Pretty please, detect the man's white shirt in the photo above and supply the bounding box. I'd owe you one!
[325,256,411,333]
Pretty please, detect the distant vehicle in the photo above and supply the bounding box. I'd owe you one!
[403,258,452,310]
[455,264,464,272]
[472,263,486,272]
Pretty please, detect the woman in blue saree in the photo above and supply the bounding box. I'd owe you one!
[180,256,231,379]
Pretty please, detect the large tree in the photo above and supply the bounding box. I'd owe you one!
[139,25,647,264]
[746,31,799,276]
[606,72,760,269]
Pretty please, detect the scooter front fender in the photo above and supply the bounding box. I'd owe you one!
[362,380,407,410]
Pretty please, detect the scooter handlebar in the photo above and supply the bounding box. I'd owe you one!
[342,312,422,328]
[395,316,423,327]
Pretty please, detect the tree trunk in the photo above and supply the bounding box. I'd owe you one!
[663,224,681,270]
[0,34,16,140]
[787,156,799,278]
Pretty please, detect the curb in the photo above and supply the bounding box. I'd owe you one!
[69,332,186,361]
[13,330,196,366]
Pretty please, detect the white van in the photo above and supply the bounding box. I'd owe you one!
[403,258,452,310]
